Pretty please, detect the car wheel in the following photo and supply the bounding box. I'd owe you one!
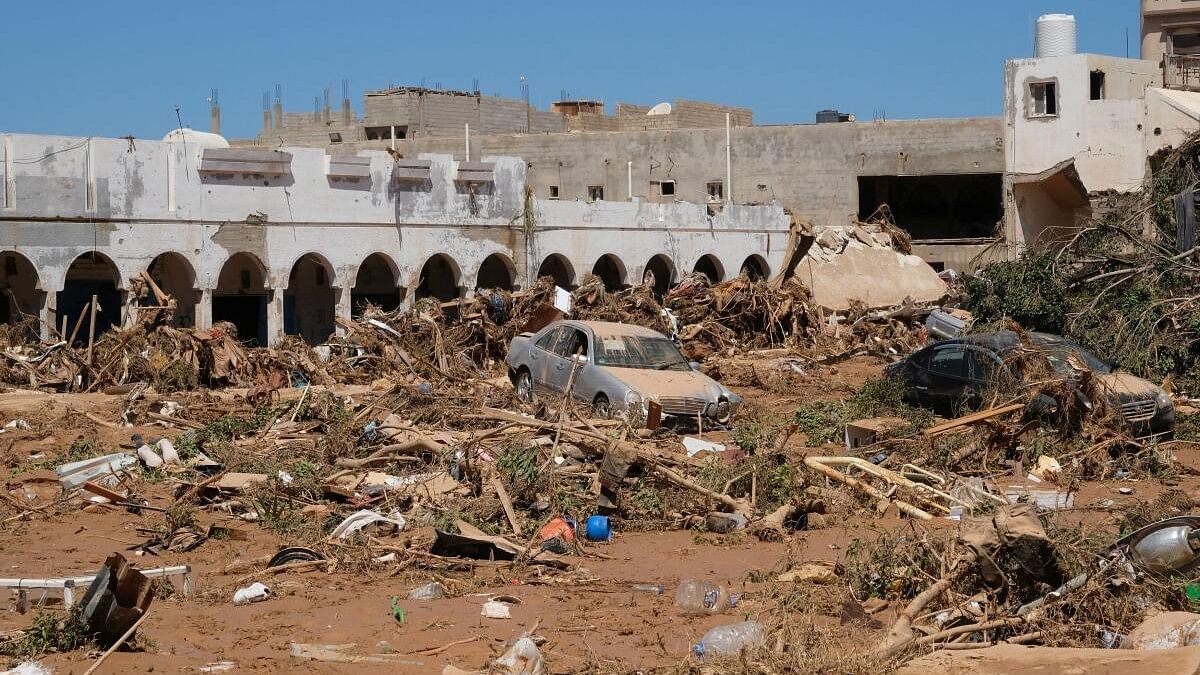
[592,394,611,419]
[515,368,534,403]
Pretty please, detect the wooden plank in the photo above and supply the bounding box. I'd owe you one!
[491,474,522,536]
[923,403,1024,437]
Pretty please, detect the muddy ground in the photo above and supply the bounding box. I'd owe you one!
[0,354,1196,674]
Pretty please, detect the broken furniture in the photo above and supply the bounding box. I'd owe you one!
[0,563,190,613]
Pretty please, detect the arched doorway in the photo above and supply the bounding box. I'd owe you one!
[213,252,269,346]
[146,252,198,327]
[58,252,121,343]
[351,253,402,317]
[476,253,516,291]
[284,254,336,345]
[693,254,724,284]
[416,254,461,301]
[591,254,626,291]
[536,254,575,289]
[740,255,770,281]
[643,254,675,297]
[0,252,43,328]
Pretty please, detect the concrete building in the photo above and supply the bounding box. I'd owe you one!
[1142,0,1200,78]
[0,129,796,347]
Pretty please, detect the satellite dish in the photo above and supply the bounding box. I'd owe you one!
[647,102,672,116]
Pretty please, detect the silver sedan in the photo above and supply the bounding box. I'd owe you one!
[505,320,742,423]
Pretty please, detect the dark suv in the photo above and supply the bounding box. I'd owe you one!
[884,331,1174,436]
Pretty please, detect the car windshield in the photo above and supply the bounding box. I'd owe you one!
[593,333,690,370]
[1031,338,1113,376]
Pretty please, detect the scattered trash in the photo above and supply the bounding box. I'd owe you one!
[776,561,841,585]
[1,662,52,675]
[196,662,237,673]
[631,584,665,594]
[705,511,748,533]
[481,599,513,619]
[585,515,612,542]
[675,579,737,615]
[329,509,407,540]
[683,437,726,457]
[233,582,272,606]
[408,581,445,600]
[693,620,764,658]
[494,637,544,675]
[79,552,153,645]
[267,547,325,567]
[389,596,406,624]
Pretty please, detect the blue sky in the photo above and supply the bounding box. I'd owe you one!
[0,0,1138,139]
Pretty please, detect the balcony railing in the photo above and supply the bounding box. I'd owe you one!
[1164,53,1200,91]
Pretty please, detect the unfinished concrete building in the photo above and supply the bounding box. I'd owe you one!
[553,99,753,133]
[1143,0,1200,80]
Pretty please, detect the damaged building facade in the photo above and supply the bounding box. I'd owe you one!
[0,130,796,347]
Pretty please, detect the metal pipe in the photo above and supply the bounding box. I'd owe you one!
[725,113,732,204]
[465,123,470,162]
[390,126,396,151]
[627,160,633,201]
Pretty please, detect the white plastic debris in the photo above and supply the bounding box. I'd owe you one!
[197,662,236,673]
[136,443,163,468]
[494,637,544,674]
[2,662,53,675]
[683,437,726,458]
[481,600,512,619]
[156,438,179,465]
[329,509,407,540]
[277,470,294,485]
[233,582,272,606]
[553,286,571,314]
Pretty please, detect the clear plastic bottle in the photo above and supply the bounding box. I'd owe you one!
[675,579,737,614]
[693,621,764,659]
[408,581,445,600]
[631,583,665,594]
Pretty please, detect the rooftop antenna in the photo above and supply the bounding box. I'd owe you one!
[521,75,530,133]
[208,88,221,136]
[341,78,352,125]
[262,91,271,134]
[1126,26,1130,58]
[473,77,479,95]
[273,84,283,130]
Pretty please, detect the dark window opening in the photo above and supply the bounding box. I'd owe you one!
[1090,70,1105,100]
[329,132,343,143]
[1172,31,1200,55]
[659,180,676,197]
[706,181,724,201]
[587,185,604,201]
[929,261,946,273]
[1029,81,1057,117]
[857,174,1002,241]
[364,126,406,141]
[549,185,560,199]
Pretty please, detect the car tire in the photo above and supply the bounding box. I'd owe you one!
[515,368,534,403]
[592,394,611,419]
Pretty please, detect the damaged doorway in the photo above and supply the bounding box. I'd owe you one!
[284,254,337,346]
[857,174,1002,240]
[416,254,462,302]
[58,252,122,343]
[351,253,402,318]
[536,254,575,289]
[476,253,517,291]
[591,254,627,291]
[693,254,724,283]
[213,253,269,346]
[0,252,44,331]
[146,253,198,328]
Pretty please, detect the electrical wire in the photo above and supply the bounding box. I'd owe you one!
[9,140,89,164]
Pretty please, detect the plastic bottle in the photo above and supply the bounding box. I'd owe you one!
[693,621,764,659]
[408,581,446,600]
[675,579,737,614]
[631,583,665,594]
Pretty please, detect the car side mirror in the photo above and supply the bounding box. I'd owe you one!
[689,361,701,371]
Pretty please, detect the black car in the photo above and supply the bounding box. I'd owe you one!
[884,331,1174,435]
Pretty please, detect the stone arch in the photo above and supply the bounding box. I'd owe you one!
[351,252,402,317]
[416,253,462,302]
[740,254,770,281]
[58,252,122,342]
[591,254,627,292]
[146,252,199,328]
[692,254,724,284]
[536,253,576,289]
[476,252,517,291]
[642,253,676,297]
[284,253,337,345]
[0,252,45,328]
[213,252,270,346]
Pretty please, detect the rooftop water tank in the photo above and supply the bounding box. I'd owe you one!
[1035,14,1077,58]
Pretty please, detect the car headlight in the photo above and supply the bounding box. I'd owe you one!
[1156,390,1174,410]
[625,390,644,410]
[715,400,731,420]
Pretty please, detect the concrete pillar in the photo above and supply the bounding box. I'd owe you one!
[267,291,284,347]
[335,287,351,335]
[197,289,213,330]
[39,303,55,342]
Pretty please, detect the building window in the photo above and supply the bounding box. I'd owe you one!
[549,185,560,199]
[328,132,343,143]
[1172,31,1200,56]
[706,181,724,201]
[1028,81,1058,117]
[659,180,676,197]
[587,185,604,201]
[1090,70,1105,100]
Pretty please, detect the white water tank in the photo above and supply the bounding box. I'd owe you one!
[1035,14,1077,57]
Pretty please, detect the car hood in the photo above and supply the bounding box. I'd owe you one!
[605,367,723,400]
[1095,372,1162,401]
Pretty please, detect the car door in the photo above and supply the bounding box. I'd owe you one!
[529,327,569,395]
[546,327,589,394]
[921,344,972,407]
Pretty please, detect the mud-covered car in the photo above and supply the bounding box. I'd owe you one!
[884,331,1174,436]
[505,320,742,423]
